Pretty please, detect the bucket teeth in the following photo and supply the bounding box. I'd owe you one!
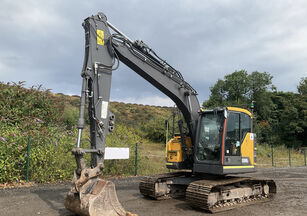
[65,178,137,216]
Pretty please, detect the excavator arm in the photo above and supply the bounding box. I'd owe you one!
[65,12,200,216]
[111,36,200,136]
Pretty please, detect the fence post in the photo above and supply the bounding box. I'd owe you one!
[165,120,169,146]
[304,147,306,166]
[26,135,31,182]
[288,148,291,167]
[134,142,138,176]
[271,144,274,166]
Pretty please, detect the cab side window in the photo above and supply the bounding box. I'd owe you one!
[225,113,240,156]
[241,113,251,141]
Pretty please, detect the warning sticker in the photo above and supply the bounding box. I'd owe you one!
[250,133,254,140]
[242,158,249,163]
[101,101,108,119]
[97,29,104,45]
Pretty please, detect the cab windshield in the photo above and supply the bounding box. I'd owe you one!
[197,112,224,162]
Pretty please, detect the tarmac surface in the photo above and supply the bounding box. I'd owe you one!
[0,167,306,216]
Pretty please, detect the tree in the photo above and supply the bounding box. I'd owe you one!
[248,71,275,120]
[270,92,307,148]
[249,71,274,99]
[224,70,250,104]
[203,70,274,111]
[203,79,226,108]
[203,71,306,148]
[297,77,307,95]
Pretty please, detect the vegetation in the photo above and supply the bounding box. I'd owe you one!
[0,82,170,183]
[0,73,306,185]
[256,144,306,167]
[0,82,76,183]
[203,71,307,148]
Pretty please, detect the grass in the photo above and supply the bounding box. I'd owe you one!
[1,82,305,184]
[137,141,168,175]
[136,142,307,174]
[256,144,307,168]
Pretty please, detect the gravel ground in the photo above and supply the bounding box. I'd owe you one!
[0,167,306,216]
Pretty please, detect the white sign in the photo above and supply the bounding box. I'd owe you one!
[101,101,109,119]
[104,147,129,160]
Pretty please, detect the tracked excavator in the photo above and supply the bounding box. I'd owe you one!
[64,12,276,215]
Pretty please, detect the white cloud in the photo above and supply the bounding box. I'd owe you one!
[0,0,306,103]
[0,0,72,37]
[0,62,9,75]
[115,95,174,107]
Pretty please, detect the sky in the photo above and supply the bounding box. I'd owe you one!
[0,0,306,106]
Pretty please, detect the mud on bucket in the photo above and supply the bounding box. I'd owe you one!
[65,178,137,216]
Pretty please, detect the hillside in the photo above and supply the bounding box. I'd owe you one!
[0,82,172,183]
[1,81,306,185]
[61,93,173,128]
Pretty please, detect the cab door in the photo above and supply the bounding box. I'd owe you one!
[223,111,253,166]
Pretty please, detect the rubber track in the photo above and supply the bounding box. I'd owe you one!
[139,172,188,200]
[186,177,277,213]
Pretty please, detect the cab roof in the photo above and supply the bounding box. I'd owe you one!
[227,107,252,117]
[200,107,252,118]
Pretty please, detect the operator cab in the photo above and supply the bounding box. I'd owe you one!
[193,107,256,175]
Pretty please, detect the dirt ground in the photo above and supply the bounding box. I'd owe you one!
[0,167,306,216]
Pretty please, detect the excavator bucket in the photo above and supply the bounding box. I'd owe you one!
[65,178,136,216]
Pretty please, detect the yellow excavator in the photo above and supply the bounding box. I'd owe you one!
[64,12,276,215]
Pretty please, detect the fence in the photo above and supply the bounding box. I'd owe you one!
[134,143,307,175]
[26,136,31,182]
[256,145,307,168]
[24,139,307,180]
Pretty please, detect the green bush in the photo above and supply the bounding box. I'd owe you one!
[63,105,79,130]
[0,123,77,183]
[141,118,166,143]
[104,124,142,175]
[0,82,77,183]
[0,82,170,183]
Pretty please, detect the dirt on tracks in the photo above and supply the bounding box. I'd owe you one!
[0,167,306,216]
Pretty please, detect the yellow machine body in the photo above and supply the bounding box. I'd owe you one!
[241,132,255,165]
[167,136,192,163]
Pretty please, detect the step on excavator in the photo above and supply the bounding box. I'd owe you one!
[64,12,276,216]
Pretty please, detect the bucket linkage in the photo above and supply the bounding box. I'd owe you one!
[64,148,136,216]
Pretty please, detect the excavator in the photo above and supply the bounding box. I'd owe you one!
[64,12,276,216]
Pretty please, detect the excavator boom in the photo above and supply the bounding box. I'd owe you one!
[65,11,199,216]
[65,12,276,215]
[64,13,137,216]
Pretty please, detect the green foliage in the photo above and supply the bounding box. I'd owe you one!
[256,144,306,167]
[203,70,274,113]
[203,71,307,148]
[0,82,64,127]
[204,79,227,107]
[109,102,172,129]
[0,124,77,183]
[297,77,307,95]
[224,70,250,104]
[0,81,76,183]
[103,124,142,175]
[249,71,275,120]
[140,118,166,143]
[109,102,172,143]
[63,105,79,129]
[0,82,171,183]
[270,92,307,148]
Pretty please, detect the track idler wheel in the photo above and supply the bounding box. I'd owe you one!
[65,178,136,216]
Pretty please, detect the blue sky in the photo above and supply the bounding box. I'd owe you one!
[0,0,306,106]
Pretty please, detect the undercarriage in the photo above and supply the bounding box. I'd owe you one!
[139,172,276,213]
